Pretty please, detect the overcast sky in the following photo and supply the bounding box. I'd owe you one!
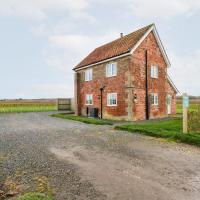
[0,0,200,99]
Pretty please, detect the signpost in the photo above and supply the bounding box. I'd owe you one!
[183,93,189,133]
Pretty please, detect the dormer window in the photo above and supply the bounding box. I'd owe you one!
[106,63,117,77]
[151,65,158,79]
[85,68,93,81]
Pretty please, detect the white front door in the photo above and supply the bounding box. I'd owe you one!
[167,94,172,114]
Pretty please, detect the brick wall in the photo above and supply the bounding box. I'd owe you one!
[130,32,176,120]
[76,56,131,120]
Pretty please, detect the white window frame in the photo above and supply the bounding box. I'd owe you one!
[151,93,158,106]
[107,93,117,106]
[85,94,93,105]
[106,63,117,77]
[85,68,93,81]
[151,65,158,79]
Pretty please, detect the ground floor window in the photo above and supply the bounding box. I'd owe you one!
[151,93,158,106]
[85,94,93,105]
[107,93,117,106]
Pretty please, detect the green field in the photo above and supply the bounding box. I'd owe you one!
[0,100,57,113]
[176,103,200,114]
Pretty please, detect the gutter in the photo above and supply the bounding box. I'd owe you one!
[73,52,131,71]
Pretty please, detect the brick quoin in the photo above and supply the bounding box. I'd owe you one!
[73,25,178,121]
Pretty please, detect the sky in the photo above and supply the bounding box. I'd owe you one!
[0,0,200,99]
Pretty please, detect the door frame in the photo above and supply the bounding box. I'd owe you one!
[166,94,172,115]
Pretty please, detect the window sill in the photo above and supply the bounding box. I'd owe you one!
[151,77,158,79]
[106,75,117,78]
[151,105,159,108]
[107,105,117,107]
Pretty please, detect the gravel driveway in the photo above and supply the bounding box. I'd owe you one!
[0,112,200,200]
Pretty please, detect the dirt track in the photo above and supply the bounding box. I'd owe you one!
[0,112,200,200]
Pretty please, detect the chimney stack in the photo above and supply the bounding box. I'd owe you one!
[120,33,123,38]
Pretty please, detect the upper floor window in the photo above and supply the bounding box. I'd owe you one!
[151,93,158,106]
[107,93,117,106]
[151,65,158,78]
[106,63,117,77]
[85,68,93,81]
[85,94,93,105]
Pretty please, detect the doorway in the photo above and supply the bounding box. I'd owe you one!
[166,94,172,114]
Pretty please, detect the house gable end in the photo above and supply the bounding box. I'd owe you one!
[130,25,171,68]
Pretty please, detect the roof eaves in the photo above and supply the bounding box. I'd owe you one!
[73,51,131,71]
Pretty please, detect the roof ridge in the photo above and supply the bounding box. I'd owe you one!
[94,23,154,51]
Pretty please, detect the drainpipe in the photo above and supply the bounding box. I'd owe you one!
[100,86,106,119]
[145,50,150,120]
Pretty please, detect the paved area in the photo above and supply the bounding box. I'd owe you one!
[0,112,200,200]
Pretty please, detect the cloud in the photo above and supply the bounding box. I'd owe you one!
[46,56,67,72]
[168,50,200,95]
[49,35,93,53]
[0,0,91,20]
[48,31,120,53]
[129,0,200,18]
[46,31,120,71]
[32,83,74,98]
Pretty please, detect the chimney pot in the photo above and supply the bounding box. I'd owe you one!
[120,33,123,38]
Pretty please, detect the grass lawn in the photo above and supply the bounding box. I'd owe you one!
[51,113,113,125]
[17,193,53,200]
[115,118,200,147]
[0,105,56,113]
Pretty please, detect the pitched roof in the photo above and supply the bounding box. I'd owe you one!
[74,24,154,70]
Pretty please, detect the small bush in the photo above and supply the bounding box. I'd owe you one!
[17,192,53,200]
[188,106,200,133]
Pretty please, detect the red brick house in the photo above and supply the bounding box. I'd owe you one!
[73,24,178,121]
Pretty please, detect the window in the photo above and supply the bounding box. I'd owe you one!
[151,93,158,106]
[85,94,93,105]
[106,63,117,77]
[85,68,93,81]
[107,93,117,106]
[151,65,158,78]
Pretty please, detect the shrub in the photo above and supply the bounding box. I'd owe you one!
[188,105,200,133]
[17,193,53,200]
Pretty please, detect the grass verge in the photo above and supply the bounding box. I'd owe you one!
[17,192,53,200]
[115,118,200,147]
[51,113,113,125]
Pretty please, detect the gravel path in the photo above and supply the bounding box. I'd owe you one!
[0,112,200,200]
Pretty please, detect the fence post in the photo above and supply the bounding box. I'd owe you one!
[183,93,189,133]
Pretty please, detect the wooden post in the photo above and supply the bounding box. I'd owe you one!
[183,93,189,133]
